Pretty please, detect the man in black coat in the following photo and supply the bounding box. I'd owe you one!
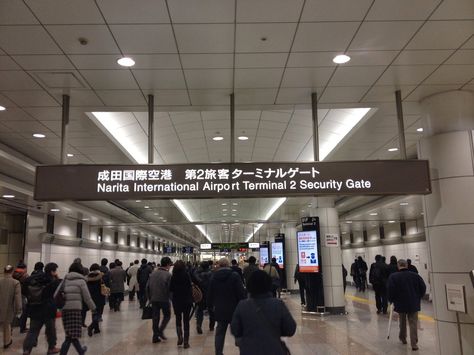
[137,258,153,308]
[208,258,246,355]
[387,259,426,351]
[369,255,389,314]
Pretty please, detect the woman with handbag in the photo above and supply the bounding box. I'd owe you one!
[263,258,281,298]
[231,270,296,355]
[169,260,193,349]
[86,264,105,337]
[58,262,96,355]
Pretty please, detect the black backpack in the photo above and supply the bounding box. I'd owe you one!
[27,279,46,305]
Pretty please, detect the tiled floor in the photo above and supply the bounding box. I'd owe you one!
[4,287,437,354]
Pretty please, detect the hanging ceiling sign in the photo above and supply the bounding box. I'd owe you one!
[34,160,431,201]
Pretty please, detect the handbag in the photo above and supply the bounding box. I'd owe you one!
[53,279,66,309]
[100,282,111,297]
[251,299,291,355]
[270,266,281,290]
[142,302,153,320]
[192,283,203,303]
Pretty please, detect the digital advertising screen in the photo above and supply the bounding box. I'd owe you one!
[297,230,320,273]
[259,247,269,267]
[271,242,284,269]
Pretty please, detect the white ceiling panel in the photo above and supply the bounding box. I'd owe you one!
[96,90,146,106]
[393,50,454,65]
[0,55,20,70]
[375,65,437,86]
[407,21,474,49]
[12,55,75,70]
[235,119,259,130]
[96,0,170,24]
[445,50,474,65]
[201,111,229,121]
[288,51,398,68]
[203,120,228,130]
[329,66,386,86]
[189,90,231,106]
[276,88,314,104]
[431,0,474,20]
[281,67,333,88]
[25,0,104,24]
[349,21,422,50]
[180,54,233,69]
[70,54,181,69]
[2,119,52,133]
[51,89,104,107]
[0,93,17,108]
[152,90,190,106]
[3,90,58,107]
[174,122,203,134]
[319,86,369,103]
[184,69,233,89]
[237,0,304,22]
[362,85,417,103]
[47,25,120,54]
[302,0,372,21]
[234,89,278,105]
[366,0,440,20]
[236,23,296,53]
[133,69,186,90]
[0,26,61,54]
[174,24,234,53]
[260,110,292,123]
[168,0,234,23]
[23,107,61,121]
[0,71,41,90]
[423,65,474,85]
[235,53,287,69]
[80,70,139,89]
[404,85,461,102]
[0,0,38,24]
[234,68,284,89]
[169,111,201,124]
[110,25,177,54]
[293,22,359,52]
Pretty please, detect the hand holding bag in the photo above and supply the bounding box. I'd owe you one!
[142,302,153,320]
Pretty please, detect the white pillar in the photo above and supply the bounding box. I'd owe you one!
[419,90,474,355]
[282,223,298,290]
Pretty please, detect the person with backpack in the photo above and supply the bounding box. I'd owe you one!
[263,258,280,298]
[231,270,297,355]
[0,265,22,350]
[356,256,368,292]
[169,260,193,349]
[194,261,215,333]
[13,261,29,333]
[22,262,61,354]
[369,255,389,314]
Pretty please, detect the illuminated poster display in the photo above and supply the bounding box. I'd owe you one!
[297,230,320,273]
[259,247,269,267]
[271,242,284,269]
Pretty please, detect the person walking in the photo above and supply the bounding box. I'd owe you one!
[194,261,215,333]
[407,259,419,274]
[109,262,126,312]
[22,262,61,355]
[13,261,29,333]
[242,256,259,286]
[387,259,426,351]
[147,257,173,343]
[59,262,96,355]
[350,259,359,289]
[169,260,193,349]
[137,259,153,309]
[231,270,297,355]
[356,256,368,292]
[387,256,398,277]
[86,264,105,337]
[230,259,244,283]
[207,258,246,355]
[294,264,306,306]
[0,265,22,349]
[342,264,348,294]
[369,255,389,314]
[263,258,280,298]
[127,260,140,302]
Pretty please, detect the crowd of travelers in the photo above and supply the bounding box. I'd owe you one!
[0,256,296,355]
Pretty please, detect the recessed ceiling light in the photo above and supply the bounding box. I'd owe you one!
[238,136,248,141]
[416,128,423,132]
[400,202,409,206]
[222,209,227,211]
[369,212,378,216]
[221,203,227,206]
[223,214,227,216]
[2,194,14,198]
[232,209,237,212]
[33,133,46,138]
[67,153,74,157]
[117,57,135,67]
[154,213,158,216]
[333,54,351,64]
[232,202,238,206]
[213,136,224,141]
[388,220,395,223]
[346,221,352,224]
[135,200,141,203]
[163,219,167,222]
[144,206,150,209]
[50,208,60,212]
[388,148,398,152]
[0,105,6,111]
[232,214,236,217]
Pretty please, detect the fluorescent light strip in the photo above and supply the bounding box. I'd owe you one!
[173,199,212,243]
[245,197,287,242]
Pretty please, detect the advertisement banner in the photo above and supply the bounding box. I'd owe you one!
[271,242,284,269]
[297,230,320,273]
[259,247,269,267]
[325,234,339,247]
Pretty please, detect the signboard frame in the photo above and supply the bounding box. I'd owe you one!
[446,284,467,313]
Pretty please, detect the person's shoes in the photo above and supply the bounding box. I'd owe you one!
[152,337,161,343]
[383,310,388,315]
[3,339,12,349]
[183,343,190,349]
[159,331,167,341]
[20,328,28,334]
[98,316,103,322]
[94,328,101,334]
[87,325,93,337]
[82,323,87,328]
[80,345,87,354]
[196,326,203,334]
[376,310,381,314]
[399,337,407,345]
[47,347,61,354]
[412,345,419,351]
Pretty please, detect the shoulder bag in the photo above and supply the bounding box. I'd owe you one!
[142,302,153,320]
[53,279,66,309]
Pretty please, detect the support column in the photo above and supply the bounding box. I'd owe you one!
[395,90,407,159]
[148,94,154,164]
[282,223,298,291]
[311,92,319,161]
[418,90,474,355]
[230,93,235,163]
[310,197,345,314]
[60,94,70,164]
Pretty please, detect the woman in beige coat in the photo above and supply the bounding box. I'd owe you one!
[0,264,22,349]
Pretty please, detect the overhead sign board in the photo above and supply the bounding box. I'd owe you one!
[248,242,260,249]
[34,160,431,201]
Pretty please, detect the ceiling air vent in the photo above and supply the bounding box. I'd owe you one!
[33,71,87,89]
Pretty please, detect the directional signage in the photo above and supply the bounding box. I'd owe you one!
[34,160,431,201]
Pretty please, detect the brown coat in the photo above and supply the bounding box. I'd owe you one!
[0,274,22,324]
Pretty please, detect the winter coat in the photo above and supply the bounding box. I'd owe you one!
[387,269,426,313]
[87,271,105,307]
[170,270,193,309]
[23,271,60,319]
[62,272,96,312]
[231,293,297,355]
[231,265,244,283]
[0,274,22,324]
[207,268,246,322]
[109,267,126,294]
[243,264,259,285]
[194,267,212,295]
[147,267,171,303]
[127,264,140,291]
[369,261,389,286]
[387,262,398,277]
[137,264,153,288]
